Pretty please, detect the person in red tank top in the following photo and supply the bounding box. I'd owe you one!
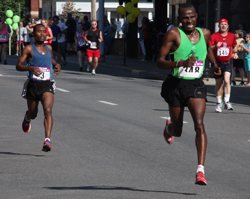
[209,19,237,112]
[41,19,53,45]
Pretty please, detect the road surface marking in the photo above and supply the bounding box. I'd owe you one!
[56,88,70,92]
[98,101,117,106]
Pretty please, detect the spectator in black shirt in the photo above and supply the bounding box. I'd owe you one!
[66,13,76,55]
[82,16,91,31]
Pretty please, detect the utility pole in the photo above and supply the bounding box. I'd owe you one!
[91,0,96,20]
[99,0,105,62]
[215,0,220,32]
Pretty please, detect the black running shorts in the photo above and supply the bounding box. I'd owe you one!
[161,75,207,107]
[215,58,233,79]
[24,80,56,101]
[66,32,75,43]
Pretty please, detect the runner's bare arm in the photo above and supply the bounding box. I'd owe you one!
[157,27,197,69]
[99,31,103,43]
[232,45,238,53]
[157,28,180,69]
[16,46,42,76]
[84,31,89,43]
[202,28,221,76]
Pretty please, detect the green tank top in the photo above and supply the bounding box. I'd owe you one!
[172,27,207,80]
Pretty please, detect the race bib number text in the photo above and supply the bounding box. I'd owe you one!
[33,67,50,81]
[217,47,229,57]
[90,42,97,49]
[178,60,203,78]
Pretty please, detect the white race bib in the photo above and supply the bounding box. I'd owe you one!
[0,34,6,41]
[178,60,203,78]
[217,47,229,57]
[33,67,51,81]
[79,40,86,47]
[90,42,97,49]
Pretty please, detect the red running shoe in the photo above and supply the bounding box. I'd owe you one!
[22,116,31,133]
[42,139,52,152]
[195,171,207,185]
[163,119,174,144]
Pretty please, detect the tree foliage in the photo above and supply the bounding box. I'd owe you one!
[0,0,26,20]
[60,0,81,19]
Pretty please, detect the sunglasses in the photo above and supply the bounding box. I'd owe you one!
[92,23,97,25]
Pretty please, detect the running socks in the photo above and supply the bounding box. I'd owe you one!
[224,94,230,103]
[45,138,51,142]
[196,165,205,174]
[216,96,221,104]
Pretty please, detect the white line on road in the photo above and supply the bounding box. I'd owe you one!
[98,101,118,106]
[56,88,70,92]
[161,117,188,123]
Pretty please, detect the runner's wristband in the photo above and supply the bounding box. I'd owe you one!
[176,60,180,68]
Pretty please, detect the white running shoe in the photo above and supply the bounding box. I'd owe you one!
[215,103,222,113]
[92,70,96,75]
[87,66,90,72]
[224,102,234,110]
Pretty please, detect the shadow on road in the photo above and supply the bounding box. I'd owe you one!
[44,185,197,195]
[0,152,45,157]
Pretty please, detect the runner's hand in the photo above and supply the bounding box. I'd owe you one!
[217,42,222,48]
[213,64,221,76]
[54,64,61,75]
[182,54,196,67]
[233,53,238,59]
[31,66,42,77]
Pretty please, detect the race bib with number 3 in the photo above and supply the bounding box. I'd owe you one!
[217,47,229,57]
[33,67,51,81]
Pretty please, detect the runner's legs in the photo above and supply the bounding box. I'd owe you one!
[187,98,207,165]
[168,105,184,137]
[41,92,54,139]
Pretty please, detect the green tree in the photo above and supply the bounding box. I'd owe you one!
[60,0,81,19]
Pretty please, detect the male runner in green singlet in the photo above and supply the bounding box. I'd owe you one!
[157,3,221,185]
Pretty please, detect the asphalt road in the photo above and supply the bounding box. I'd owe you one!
[0,57,250,199]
